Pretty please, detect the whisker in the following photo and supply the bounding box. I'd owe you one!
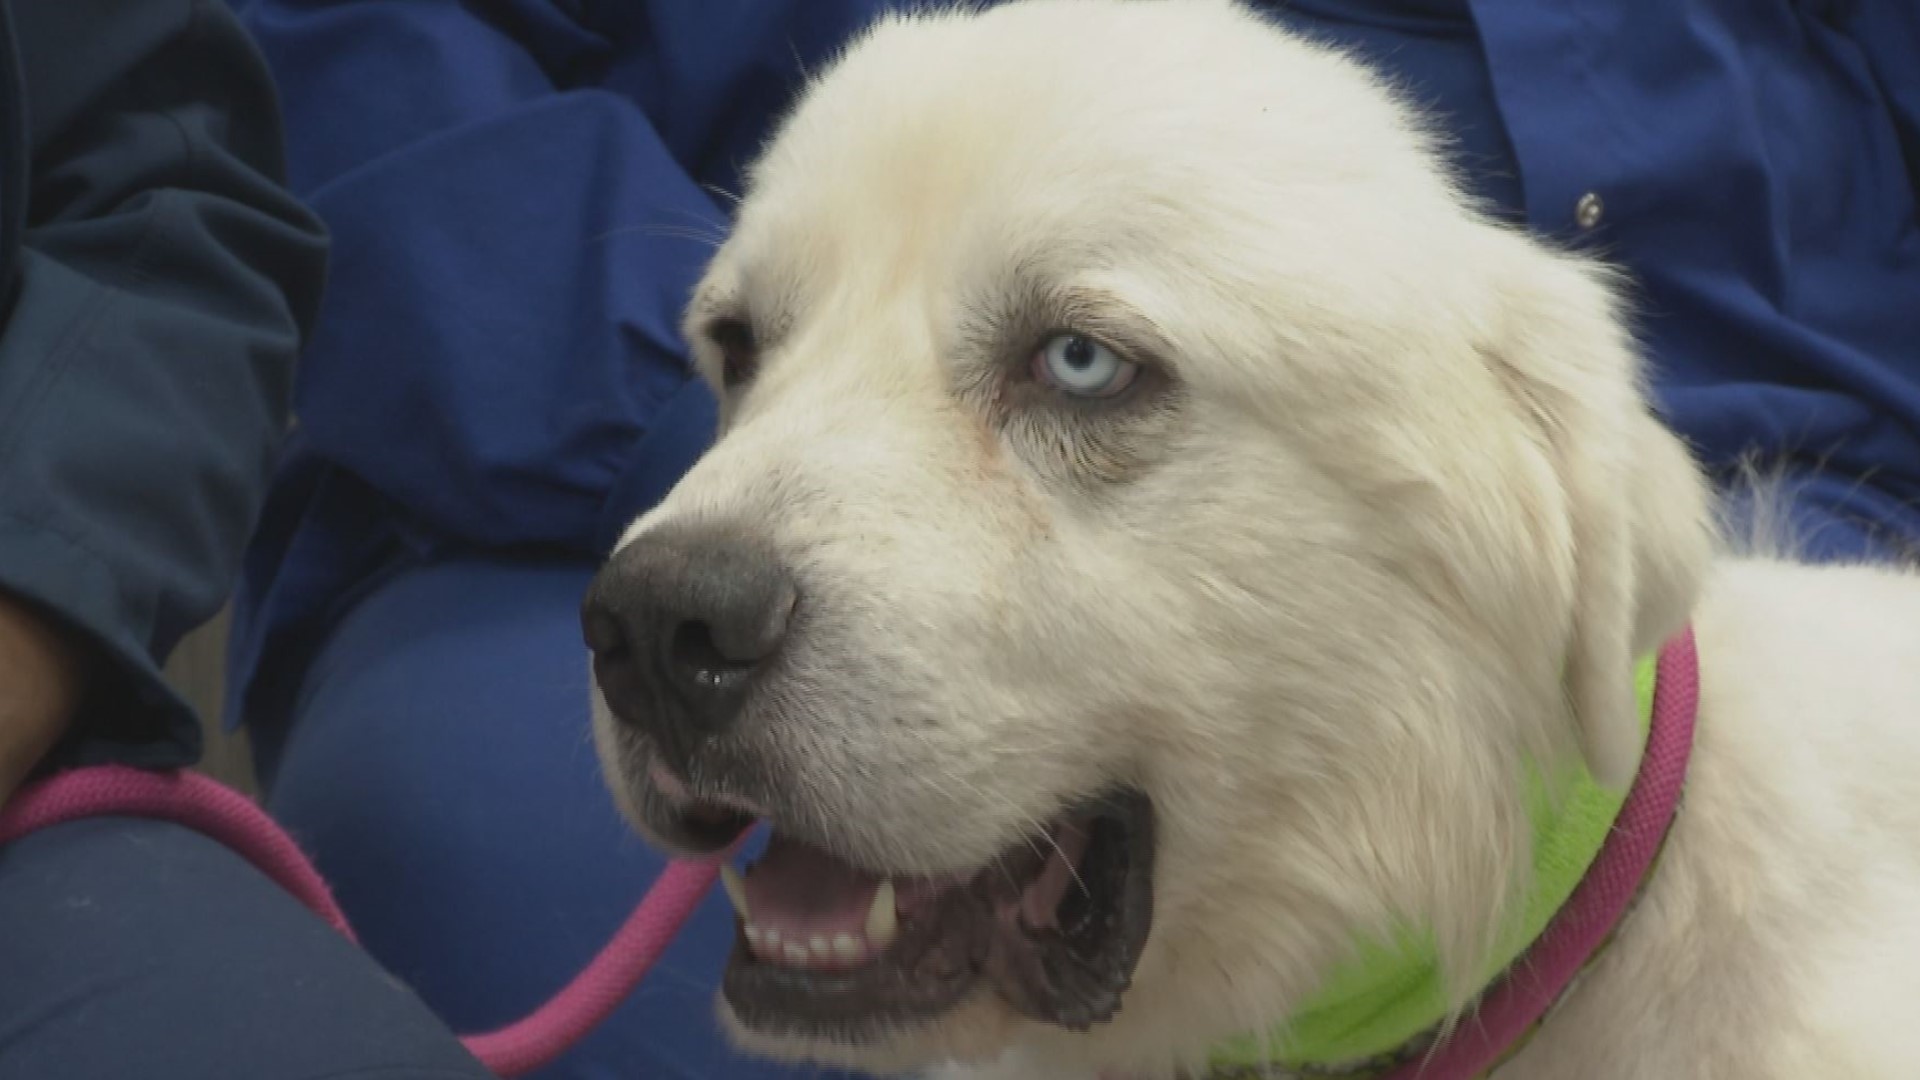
[937,771,1090,899]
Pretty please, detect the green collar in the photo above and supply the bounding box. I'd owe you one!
[1208,657,1658,1075]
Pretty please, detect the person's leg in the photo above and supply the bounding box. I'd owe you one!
[0,816,488,1080]
[252,558,844,1080]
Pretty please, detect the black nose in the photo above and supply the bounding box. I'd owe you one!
[582,529,797,760]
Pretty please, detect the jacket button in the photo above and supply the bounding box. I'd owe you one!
[1575,191,1605,230]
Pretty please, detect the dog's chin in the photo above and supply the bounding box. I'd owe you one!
[631,772,1157,1064]
[720,983,1021,1073]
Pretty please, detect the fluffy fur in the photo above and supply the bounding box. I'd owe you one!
[592,2,1920,1076]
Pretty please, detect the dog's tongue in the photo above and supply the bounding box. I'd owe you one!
[743,834,882,941]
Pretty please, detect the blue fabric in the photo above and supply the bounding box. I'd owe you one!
[250,557,854,1080]
[0,0,326,770]
[1266,0,1920,561]
[229,0,1920,732]
[223,0,1920,1072]
[0,817,488,1080]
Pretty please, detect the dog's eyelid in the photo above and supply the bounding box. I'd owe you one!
[705,314,760,389]
[1027,284,1176,370]
[1029,325,1143,363]
[703,311,752,345]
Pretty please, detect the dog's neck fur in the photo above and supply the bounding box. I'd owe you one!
[1189,655,1669,1080]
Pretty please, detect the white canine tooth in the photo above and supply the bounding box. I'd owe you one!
[744,925,764,948]
[720,865,750,922]
[865,880,898,949]
[832,933,866,961]
[783,942,811,964]
[810,935,831,958]
[763,928,781,948]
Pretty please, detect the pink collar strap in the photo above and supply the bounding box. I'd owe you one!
[1379,627,1698,1080]
[1116,629,1699,1080]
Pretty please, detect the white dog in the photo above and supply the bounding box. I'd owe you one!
[580,2,1920,1077]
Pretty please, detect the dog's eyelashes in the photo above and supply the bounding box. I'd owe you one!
[707,316,760,389]
[1032,333,1138,398]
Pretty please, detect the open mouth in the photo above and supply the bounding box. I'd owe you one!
[668,789,1155,1041]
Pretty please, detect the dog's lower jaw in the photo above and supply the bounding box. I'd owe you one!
[720,986,1024,1075]
[718,942,1210,1080]
[721,997,1181,1080]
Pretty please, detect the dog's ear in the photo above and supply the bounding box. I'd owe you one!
[1484,246,1712,788]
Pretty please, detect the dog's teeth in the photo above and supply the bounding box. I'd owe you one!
[763,928,781,948]
[866,880,898,949]
[810,935,831,958]
[783,942,811,964]
[720,865,750,921]
[832,933,866,961]
[744,924,764,948]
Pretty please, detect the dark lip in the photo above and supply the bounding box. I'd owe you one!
[721,789,1156,1043]
[987,795,1157,1031]
[650,800,757,853]
[620,735,762,855]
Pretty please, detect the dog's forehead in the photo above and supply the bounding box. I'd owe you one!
[723,3,1453,324]
[734,112,1178,309]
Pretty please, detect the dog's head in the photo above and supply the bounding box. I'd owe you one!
[584,1,1711,1073]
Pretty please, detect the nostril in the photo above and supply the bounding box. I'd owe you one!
[671,619,756,685]
[581,606,630,659]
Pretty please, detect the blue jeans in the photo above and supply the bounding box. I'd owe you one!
[249,557,844,1080]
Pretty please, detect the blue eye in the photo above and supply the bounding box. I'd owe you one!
[1032,334,1139,397]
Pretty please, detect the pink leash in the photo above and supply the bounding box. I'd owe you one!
[0,765,719,1077]
[1378,627,1699,1080]
[0,632,1697,1080]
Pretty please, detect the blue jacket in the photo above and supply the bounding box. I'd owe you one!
[230,0,1920,731]
[0,0,326,767]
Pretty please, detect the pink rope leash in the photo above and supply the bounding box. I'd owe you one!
[461,857,718,1075]
[0,765,718,1077]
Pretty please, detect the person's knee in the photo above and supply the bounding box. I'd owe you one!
[0,818,489,1080]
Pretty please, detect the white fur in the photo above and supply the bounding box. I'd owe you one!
[594,2,1920,1076]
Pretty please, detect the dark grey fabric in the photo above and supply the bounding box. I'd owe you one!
[0,0,327,770]
[0,817,489,1080]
